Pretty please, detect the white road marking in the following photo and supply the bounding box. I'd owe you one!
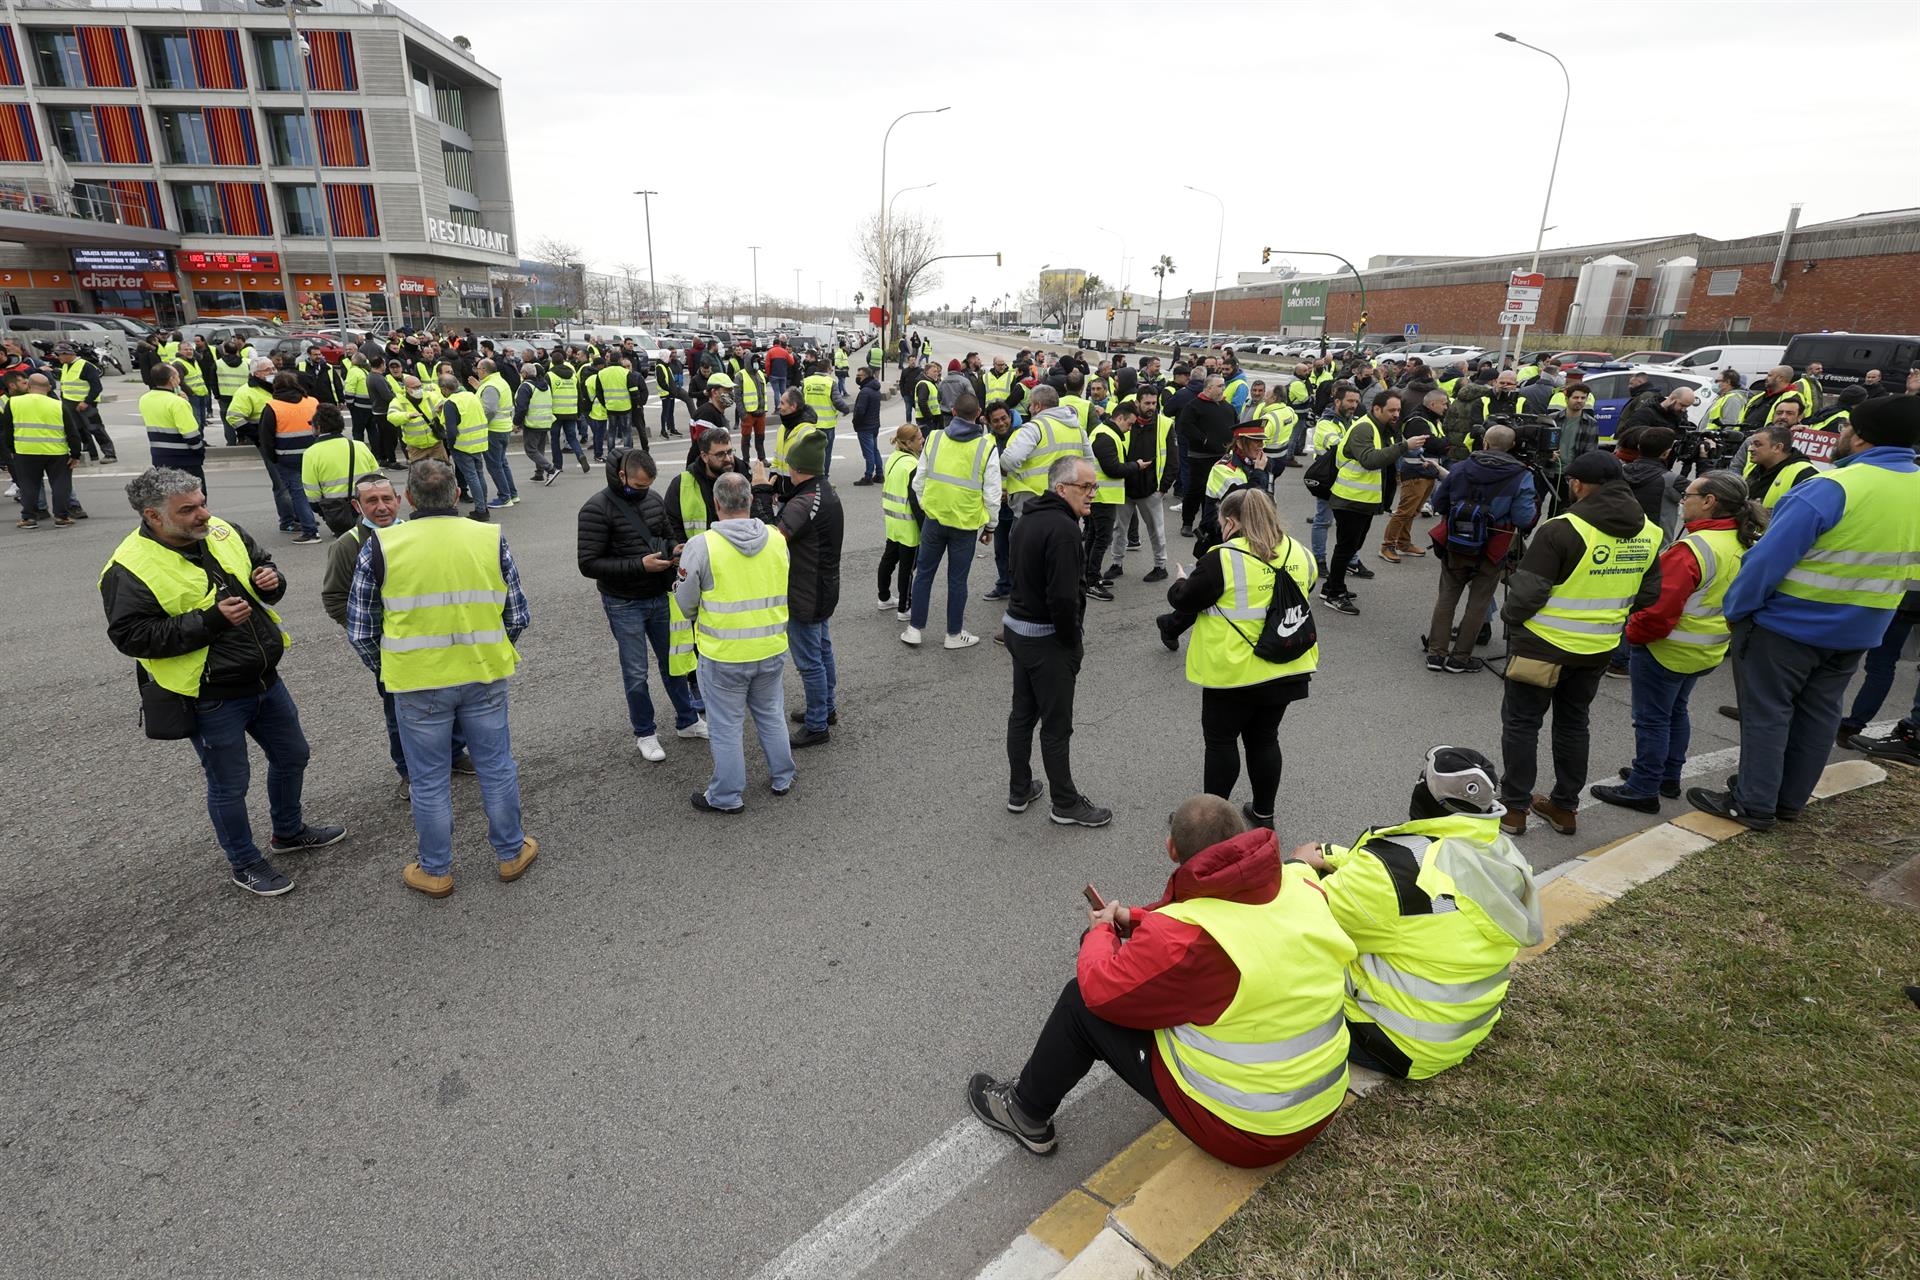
[749,1065,1114,1280]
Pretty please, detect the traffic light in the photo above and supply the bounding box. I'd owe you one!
[995,252,1003,266]
[1106,307,1116,321]
[1262,247,1272,265]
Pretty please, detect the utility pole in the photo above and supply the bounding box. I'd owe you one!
[633,190,660,324]
[748,244,760,326]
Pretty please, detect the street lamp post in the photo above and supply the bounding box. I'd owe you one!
[1264,251,1367,348]
[1184,185,1225,350]
[632,190,660,325]
[793,267,802,319]
[257,0,346,345]
[1495,32,1571,361]
[747,244,760,326]
[879,106,949,350]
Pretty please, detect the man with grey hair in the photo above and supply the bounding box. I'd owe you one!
[675,468,796,813]
[1002,455,1110,827]
[101,467,345,897]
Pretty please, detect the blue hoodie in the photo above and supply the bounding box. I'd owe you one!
[1723,445,1919,650]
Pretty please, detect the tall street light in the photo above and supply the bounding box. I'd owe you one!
[257,0,345,345]
[889,181,936,220]
[1495,32,1570,361]
[793,266,802,318]
[747,244,761,326]
[879,106,949,347]
[1184,185,1225,349]
[632,190,660,326]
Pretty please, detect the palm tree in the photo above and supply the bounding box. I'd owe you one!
[1151,255,1176,327]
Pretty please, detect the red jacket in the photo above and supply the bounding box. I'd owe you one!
[1077,829,1337,1168]
[1625,517,1737,646]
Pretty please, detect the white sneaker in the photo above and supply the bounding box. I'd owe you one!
[876,597,895,611]
[895,609,910,622]
[635,735,666,762]
[675,718,710,740]
[944,631,980,650]
[900,625,923,646]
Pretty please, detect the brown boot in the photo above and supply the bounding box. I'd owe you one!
[1530,793,1577,835]
[498,835,539,882]
[402,862,453,898]
[1397,542,1427,557]
[1378,545,1402,564]
[1499,807,1526,837]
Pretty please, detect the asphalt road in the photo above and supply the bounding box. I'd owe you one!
[3,330,1904,1278]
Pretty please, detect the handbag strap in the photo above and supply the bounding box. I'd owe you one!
[607,487,673,557]
[1209,539,1296,651]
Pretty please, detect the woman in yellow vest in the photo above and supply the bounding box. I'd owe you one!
[876,424,923,619]
[1593,469,1762,812]
[1162,488,1317,829]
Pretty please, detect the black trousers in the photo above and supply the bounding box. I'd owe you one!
[10,453,74,516]
[77,406,115,460]
[1082,505,1116,580]
[1015,979,1172,1123]
[1004,628,1082,806]
[878,538,916,605]
[1182,451,1222,528]
[1499,661,1606,810]
[1325,505,1376,598]
[1201,680,1297,816]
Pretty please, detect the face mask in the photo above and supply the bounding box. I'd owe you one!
[622,484,648,498]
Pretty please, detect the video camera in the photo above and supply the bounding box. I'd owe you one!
[1671,426,1737,469]
[1489,412,1562,469]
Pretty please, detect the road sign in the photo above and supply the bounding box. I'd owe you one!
[868,306,887,326]
[1505,285,1543,302]
[1499,300,1539,326]
[1509,270,1546,289]
[1403,323,1418,337]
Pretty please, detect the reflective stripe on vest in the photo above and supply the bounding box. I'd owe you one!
[375,518,517,693]
[1152,863,1356,1136]
[1759,459,1816,511]
[1331,416,1390,503]
[667,594,696,676]
[882,449,921,547]
[983,369,1014,405]
[1004,417,1086,495]
[523,384,555,430]
[1777,464,1920,610]
[140,389,204,460]
[802,374,838,429]
[772,419,821,475]
[479,373,515,431]
[214,358,250,395]
[390,393,441,448]
[99,517,287,696]
[918,429,993,530]
[302,437,377,501]
[59,359,94,402]
[692,530,790,662]
[1647,527,1744,673]
[1089,424,1127,504]
[549,369,580,417]
[1704,391,1739,429]
[177,358,207,396]
[678,471,710,535]
[1187,537,1319,689]
[595,365,632,413]
[269,397,320,455]
[1521,512,1661,654]
[7,393,68,455]
[736,371,765,414]
[443,391,490,453]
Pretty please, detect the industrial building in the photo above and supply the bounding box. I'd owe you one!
[1187,208,1920,347]
[0,0,516,328]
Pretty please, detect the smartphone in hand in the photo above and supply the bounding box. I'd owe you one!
[1082,884,1105,911]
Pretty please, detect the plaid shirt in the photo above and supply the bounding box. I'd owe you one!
[346,511,529,675]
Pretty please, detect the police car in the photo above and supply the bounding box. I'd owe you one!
[1578,368,1719,437]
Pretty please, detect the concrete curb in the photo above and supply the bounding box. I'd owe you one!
[970,758,1891,1280]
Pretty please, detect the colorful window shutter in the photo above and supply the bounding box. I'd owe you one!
[94,105,151,164]
[0,26,23,87]
[77,26,136,88]
[218,182,271,236]
[313,108,367,166]
[188,29,245,90]
[325,183,378,238]
[109,180,164,229]
[303,30,357,91]
[206,108,259,165]
[0,102,38,161]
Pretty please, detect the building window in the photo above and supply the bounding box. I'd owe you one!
[447,208,481,227]
[72,179,165,229]
[442,143,473,193]
[173,182,223,234]
[32,27,134,88]
[265,109,313,167]
[156,110,212,165]
[141,29,245,89]
[411,65,434,118]
[312,108,367,166]
[47,106,150,164]
[142,32,193,88]
[434,84,465,131]
[1706,269,1741,297]
[278,183,325,237]
[46,107,102,162]
[253,32,296,90]
[1727,317,1751,333]
[171,181,270,236]
[30,30,85,87]
[302,30,356,91]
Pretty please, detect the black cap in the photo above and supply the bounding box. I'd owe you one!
[1564,450,1624,484]
[1852,394,1920,448]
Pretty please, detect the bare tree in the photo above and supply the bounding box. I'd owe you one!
[530,236,584,320]
[853,211,942,345]
[615,261,641,323]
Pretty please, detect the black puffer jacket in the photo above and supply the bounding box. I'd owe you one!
[576,453,676,600]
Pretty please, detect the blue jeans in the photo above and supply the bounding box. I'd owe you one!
[607,409,633,449]
[189,392,210,429]
[485,433,518,499]
[603,594,700,737]
[1844,613,1916,730]
[856,428,882,479]
[276,459,316,535]
[454,449,489,508]
[770,374,787,403]
[264,455,295,529]
[1311,498,1332,564]
[589,416,608,457]
[380,680,465,777]
[188,680,311,872]
[819,428,836,481]
[789,619,838,732]
[1728,619,1864,817]
[911,518,978,635]
[1623,645,1703,796]
[698,653,795,809]
[556,418,587,465]
[393,680,523,874]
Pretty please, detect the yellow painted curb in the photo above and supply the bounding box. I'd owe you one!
[1084,1122,1185,1205]
[1108,1143,1268,1268]
[1561,823,1714,900]
[1671,809,1748,841]
[1028,1188,1112,1262]
[1517,880,1611,964]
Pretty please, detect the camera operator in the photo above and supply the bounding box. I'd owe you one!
[1475,370,1526,433]
[1423,424,1538,674]
[1621,386,1696,437]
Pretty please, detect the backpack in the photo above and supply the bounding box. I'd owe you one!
[1444,463,1526,558]
[1219,538,1317,665]
[1301,444,1337,500]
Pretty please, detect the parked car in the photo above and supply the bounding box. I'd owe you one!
[0,314,132,371]
[1418,344,1486,367]
[1780,332,1918,393]
[1579,368,1718,439]
[1618,350,1681,366]
[1633,343,1784,389]
[177,320,279,349]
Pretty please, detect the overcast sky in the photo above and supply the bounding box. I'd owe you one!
[402,0,1919,316]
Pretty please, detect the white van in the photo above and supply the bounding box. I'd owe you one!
[1644,343,1786,386]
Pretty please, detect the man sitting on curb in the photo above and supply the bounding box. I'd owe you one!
[1293,746,1543,1080]
[968,794,1355,1168]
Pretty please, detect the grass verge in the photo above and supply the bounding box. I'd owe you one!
[1177,769,1920,1280]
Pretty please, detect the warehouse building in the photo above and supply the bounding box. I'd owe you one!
[1189,209,1920,346]
[0,0,515,328]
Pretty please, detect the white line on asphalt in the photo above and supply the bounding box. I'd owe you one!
[748,1065,1115,1280]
